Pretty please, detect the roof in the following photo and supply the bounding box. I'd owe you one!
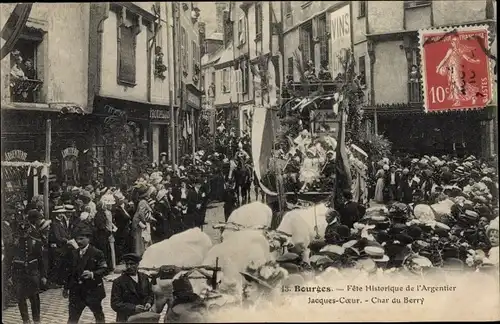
[215,44,234,66]
[201,47,224,66]
[206,32,223,41]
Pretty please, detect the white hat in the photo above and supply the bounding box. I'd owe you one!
[486,217,499,236]
[100,194,116,206]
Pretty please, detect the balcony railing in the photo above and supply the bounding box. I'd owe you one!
[408,80,423,103]
[10,78,43,103]
[282,80,342,99]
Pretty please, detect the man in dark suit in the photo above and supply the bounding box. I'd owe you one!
[110,253,154,322]
[190,178,208,229]
[63,224,108,324]
[112,193,133,262]
[48,206,72,288]
[384,165,400,202]
[5,217,46,324]
[337,190,366,229]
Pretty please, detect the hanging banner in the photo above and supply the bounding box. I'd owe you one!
[419,25,493,112]
[4,149,28,162]
[329,4,351,79]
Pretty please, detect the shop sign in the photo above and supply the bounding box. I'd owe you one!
[187,90,200,109]
[329,4,351,79]
[150,108,170,121]
[62,147,79,159]
[4,149,28,162]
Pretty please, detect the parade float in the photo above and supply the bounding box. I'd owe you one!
[251,49,369,221]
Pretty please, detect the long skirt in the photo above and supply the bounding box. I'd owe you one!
[374,178,385,203]
[132,229,146,256]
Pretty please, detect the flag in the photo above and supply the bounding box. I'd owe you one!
[332,99,352,209]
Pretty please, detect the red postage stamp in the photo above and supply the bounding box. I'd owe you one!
[419,26,493,112]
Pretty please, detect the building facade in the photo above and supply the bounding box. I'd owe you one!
[357,0,497,157]
[200,32,224,134]
[173,2,203,161]
[1,3,92,192]
[1,2,204,190]
[87,2,176,183]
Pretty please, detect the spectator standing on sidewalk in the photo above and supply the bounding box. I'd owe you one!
[63,224,108,324]
[110,253,153,322]
[5,215,46,324]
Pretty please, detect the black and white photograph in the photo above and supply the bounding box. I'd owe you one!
[1,1,499,323]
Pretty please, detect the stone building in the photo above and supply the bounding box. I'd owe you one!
[1,2,204,189]
[357,0,497,157]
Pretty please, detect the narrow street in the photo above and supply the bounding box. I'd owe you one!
[2,202,227,324]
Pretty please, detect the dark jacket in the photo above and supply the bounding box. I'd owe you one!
[337,201,365,228]
[64,245,108,303]
[113,205,132,237]
[110,272,154,322]
[5,229,46,299]
[49,217,71,248]
[93,211,111,253]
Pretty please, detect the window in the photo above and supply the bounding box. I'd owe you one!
[201,73,205,92]
[192,40,199,76]
[181,27,188,74]
[317,14,329,68]
[284,2,292,15]
[255,2,263,40]
[299,21,314,65]
[287,57,294,77]
[404,0,431,9]
[408,46,422,103]
[10,35,43,103]
[240,59,248,94]
[358,1,367,17]
[222,69,230,93]
[358,55,366,86]
[208,71,216,97]
[238,16,246,46]
[117,13,139,86]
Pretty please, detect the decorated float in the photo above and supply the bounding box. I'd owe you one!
[251,50,369,216]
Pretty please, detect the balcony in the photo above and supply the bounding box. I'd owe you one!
[408,80,423,103]
[281,80,342,99]
[10,78,43,103]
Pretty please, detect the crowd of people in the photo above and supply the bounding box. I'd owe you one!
[2,144,499,323]
[0,139,256,323]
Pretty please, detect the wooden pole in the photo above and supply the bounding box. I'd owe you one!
[44,119,51,219]
[170,90,175,164]
[192,109,196,165]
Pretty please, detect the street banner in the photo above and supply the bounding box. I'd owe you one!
[329,4,351,79]
[419,25,493,112]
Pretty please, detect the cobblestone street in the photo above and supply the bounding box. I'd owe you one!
[2,202,226,324]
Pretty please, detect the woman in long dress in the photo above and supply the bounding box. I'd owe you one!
[374,169,386,203]
[131,185,153,256]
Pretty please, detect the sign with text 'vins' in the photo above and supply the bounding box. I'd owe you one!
[330,4,351,79]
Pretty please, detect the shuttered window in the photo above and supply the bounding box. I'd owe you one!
[181,27,187,73]
[317,14,329,67]
[118,24,137,85]
[255,2,263,39]
[287,57,294,76]
[238,16,246,45]
[235,69,242,94]
[299,21,313,65]
[241,59,249,94]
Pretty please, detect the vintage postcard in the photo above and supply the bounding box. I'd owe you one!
[1,1,498,323]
